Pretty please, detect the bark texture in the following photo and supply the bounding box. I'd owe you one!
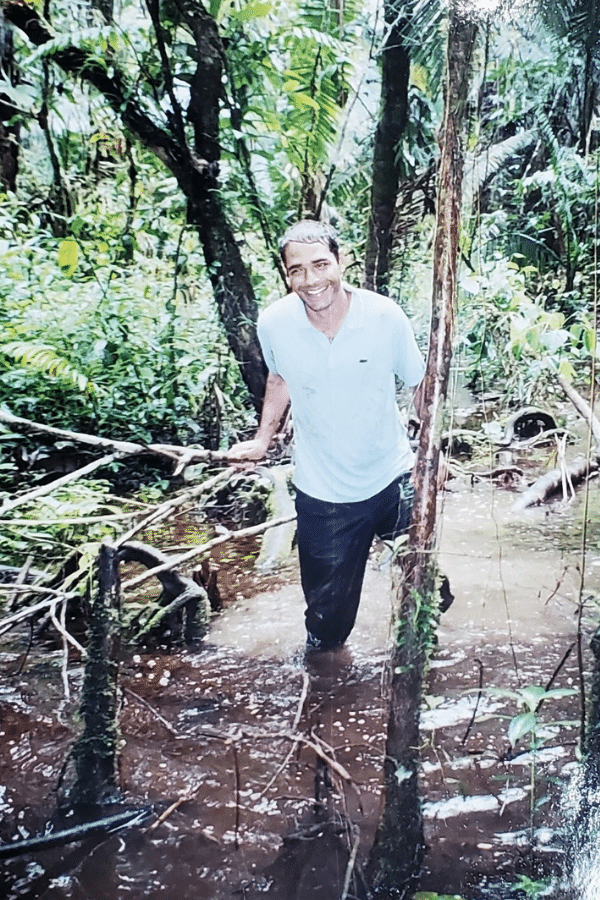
[69,542,121,808]
[367,6,477,895]
[364,0,410,294]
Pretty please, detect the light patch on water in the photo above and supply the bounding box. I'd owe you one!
[494,826,557,847]
[421,754,498,775]
[429,650,468,669]
[505,745,570,768]
[421,694,504,730]
[423,786,527,820]
[0,784,13,814]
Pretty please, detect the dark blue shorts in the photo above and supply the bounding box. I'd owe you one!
[294,473,414,649]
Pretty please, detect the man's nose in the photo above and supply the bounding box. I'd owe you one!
[304,267,320,285]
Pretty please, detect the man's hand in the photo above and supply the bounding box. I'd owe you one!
[226,438,270,471]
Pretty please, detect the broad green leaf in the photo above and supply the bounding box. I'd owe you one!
[508,712,537,747]
[233,1,272,22]
[58,239,79,275]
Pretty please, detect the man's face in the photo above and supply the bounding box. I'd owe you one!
[283,240,343,313]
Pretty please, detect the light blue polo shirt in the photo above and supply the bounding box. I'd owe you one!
[257,285,426,503]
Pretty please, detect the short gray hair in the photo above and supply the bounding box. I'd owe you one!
[279,220,340,264]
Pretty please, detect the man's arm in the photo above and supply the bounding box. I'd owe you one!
[227,372,290,463]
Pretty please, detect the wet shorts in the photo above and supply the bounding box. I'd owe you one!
[294,473,414,649]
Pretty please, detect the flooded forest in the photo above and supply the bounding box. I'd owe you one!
[1,0,600,898]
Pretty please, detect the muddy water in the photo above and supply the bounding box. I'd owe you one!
[1,473,599,899]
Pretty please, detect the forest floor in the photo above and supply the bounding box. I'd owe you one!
[1,406,599,899]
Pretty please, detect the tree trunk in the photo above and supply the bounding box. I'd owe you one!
[3,0,266,410]
[363,0,410,294]
[367,5,477,896]
[69,542,121,808]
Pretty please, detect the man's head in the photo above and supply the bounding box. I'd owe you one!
[279,220,340,266]
[279,221,345,314]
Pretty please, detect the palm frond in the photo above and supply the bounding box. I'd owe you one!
[463,130,536,212]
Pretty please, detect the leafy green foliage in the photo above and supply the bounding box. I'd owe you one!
[0,479,121,570]
[458,249,599,403]
[0,170,251,447]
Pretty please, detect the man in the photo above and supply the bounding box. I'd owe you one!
[228,220,425,651]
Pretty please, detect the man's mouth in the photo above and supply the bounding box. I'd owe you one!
[305,286,328,296]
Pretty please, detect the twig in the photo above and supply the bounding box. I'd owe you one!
[144,783,204,833]
[48,598,87,660]
[340,824,361,900]
[462,658,484,744]
[258,671,310,798]
[120,514,297,591]
[123,686,180,737]
[7,555,34,611]
[115,467,235,546]
[231,741,241,850]
[56,598,71,699]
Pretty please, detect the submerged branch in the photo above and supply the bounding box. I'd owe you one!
[512,375,600,510]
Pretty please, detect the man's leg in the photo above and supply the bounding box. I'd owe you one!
[295,488,376,650]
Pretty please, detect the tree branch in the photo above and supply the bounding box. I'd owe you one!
[3,0,198,185]
[0,409,229,464]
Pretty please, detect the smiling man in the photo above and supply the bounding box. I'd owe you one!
[228,220,426,652]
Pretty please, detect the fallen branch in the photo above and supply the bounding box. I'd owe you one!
[120,514,297,592]
[513,375,600,511]
[0,452,125,515]
[0,409,230,466]
[512,456,599,511]
[557,373,600,449]
[118,541,210,643]
[115,467,235,546]
[0,808,154,859]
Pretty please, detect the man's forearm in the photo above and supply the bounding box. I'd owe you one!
[255,373,290,448]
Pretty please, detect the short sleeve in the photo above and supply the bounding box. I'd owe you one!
[257,312,279,375]
[391,305,426,386]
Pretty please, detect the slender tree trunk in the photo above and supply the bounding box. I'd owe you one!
[364,0,411,294]
[69,542,121,808]
[367,6,477,896]
[177,0,266,407]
